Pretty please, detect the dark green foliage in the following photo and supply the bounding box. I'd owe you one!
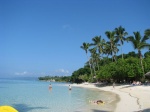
[96,57,144,82]
[143,57,150,73]
[38,76,71,82]
[144,51,150,58]
[71,54,150,83]
[70,67,90,83]
[117,51,139,59]
[74,27,150,83]
[40,27,150,83]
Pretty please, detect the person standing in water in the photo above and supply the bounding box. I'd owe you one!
[69,85,71,90]
[49,84,52,90]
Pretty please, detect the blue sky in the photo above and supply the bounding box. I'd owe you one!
[0,0,150,78]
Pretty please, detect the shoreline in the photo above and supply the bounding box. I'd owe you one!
[71,83,150,112]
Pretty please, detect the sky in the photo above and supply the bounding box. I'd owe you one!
[0,0,150,78]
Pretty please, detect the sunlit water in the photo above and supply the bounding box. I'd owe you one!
[0,78,118,112]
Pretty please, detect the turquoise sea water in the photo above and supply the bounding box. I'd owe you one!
[0,78,118,112]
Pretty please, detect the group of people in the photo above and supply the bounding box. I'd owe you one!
[49,84,72,90]
[49,83,105,106]
[132,81,142,86]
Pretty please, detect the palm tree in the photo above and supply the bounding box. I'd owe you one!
[112,43,120,61]
[89,48,97,77]
[144,29,150,51]
[115,26,128,59]
[93,52,101,71]
[145,29,150,38]
[80,42,93,76]
[105,31,118,61]
[91,36,105,59]
[127,31,150,77]
[103,42,112,58]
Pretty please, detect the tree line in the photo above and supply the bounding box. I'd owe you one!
[38,76,71,82]
[70,26,150,83]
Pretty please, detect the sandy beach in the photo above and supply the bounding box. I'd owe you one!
[72,83,150,112]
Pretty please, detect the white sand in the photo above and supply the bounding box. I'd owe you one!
[72,83,150,112]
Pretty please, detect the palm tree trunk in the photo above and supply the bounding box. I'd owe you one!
[140,56,145,78]
[121,43,124,59]
[139,50,145,78]
[96,60,99,71]
[86,54,93,77]
[110,42,113,62]
[91,58,96,78]
[95,57,99,71]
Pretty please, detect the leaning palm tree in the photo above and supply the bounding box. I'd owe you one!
[80,42,93,76]
[127,31,150,77]
[115,26,128,59]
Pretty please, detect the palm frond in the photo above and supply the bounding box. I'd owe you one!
[145,29,150,37]
[139,43,150,49]
[133,31,141,42]
[141,35,149,42]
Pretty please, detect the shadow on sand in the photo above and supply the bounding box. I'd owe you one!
[135,108,150,112]
[75,109,108,112]
[13,104,49,112]
[91,109,108,112]
[91,108,150,112]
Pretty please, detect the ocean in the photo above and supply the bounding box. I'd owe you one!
[0,78,118,112]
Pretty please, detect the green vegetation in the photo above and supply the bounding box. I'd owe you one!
[70,26,150,83]
[39,26,150,83]
[38,76,71,82]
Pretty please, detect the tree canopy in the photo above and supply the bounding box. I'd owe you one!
[70,27,150,83]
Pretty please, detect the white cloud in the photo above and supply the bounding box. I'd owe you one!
[39,72,47,76]
[55,69,70,75]
[14,69,71,77]
[15,71,28,76]
[66,70,69,74]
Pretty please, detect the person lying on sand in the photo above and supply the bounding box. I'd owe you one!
[89,100,105,105]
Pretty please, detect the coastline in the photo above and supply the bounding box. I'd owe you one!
[72,83,150,112]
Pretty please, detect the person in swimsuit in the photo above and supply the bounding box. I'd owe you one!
[49,84,52,89]
[89,100,104,104]
[69,85,71,90]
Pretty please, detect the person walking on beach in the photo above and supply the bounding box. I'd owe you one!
[113,82,115,89]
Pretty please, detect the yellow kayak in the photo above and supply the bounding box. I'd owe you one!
[0,106,18,112]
